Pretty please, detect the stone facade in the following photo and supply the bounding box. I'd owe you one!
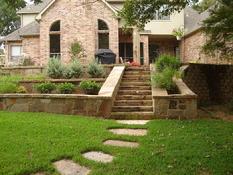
[39,0,119,65]
[181,30,233,65]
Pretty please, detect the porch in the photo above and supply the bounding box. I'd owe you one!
[119,29,180,65]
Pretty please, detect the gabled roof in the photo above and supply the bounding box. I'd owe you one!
[17,0,117,17]
[1,22,40,42]
[36,0,117,20]
[18,0,53,14]
[184,7,210,35]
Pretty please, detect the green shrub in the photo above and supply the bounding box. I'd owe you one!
[70,41,84,59]
[70,60,83,78]
[228,99,233,113]
[155,55,180,72]
[62,66,73,79]
[16,86,27,93]
[152,67,177,91]
[0,82,18,94]
[0,75,22,83]
[36,82,56,94]
[57,83,75,94]
[79,80,101,95]
[47,57,64,79]
[87,62,105,78]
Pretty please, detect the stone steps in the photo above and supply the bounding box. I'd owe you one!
[123,75,150,79]
[116,95,152,100]
[119,85,151,90]
[124,71,150,75]
[122,77,149,81]
[114,100,152,106]
[118,90,152,95]
[112,106,153,112]
[111,112,155,120]
[121,81,151,86]
[125,67,150,71]
[111,66,153,119]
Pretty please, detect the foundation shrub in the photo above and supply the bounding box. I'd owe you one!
[0,82,18,93]
[47,58,64,79]
[62,66,74,79]
[79,80,101,95]
[87,62,105,78]
[36,82,56,94]
[152,67,178,91]
[0,75,21,93]
[156,55,181,72]
[70,60,83,78]
[57,83,75,94]
[152,55,181,91]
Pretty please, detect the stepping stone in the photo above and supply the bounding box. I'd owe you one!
[31,173,46,175]
[109,128,147,136]
[117,120,150,125]
[82,151,113,163]
[53,159,90,175]
[103,140,139,148]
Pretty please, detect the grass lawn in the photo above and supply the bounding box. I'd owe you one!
[0,111,232,175]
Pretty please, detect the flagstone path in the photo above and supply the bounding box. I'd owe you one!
[33,120,150,175]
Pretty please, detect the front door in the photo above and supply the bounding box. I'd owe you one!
[149,44,160,64]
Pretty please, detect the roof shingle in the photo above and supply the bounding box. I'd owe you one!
[1,21,40,42]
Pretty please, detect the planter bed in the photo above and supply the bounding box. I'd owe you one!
[0,66,125,117]
[150,65,198,119]
[19,78,105,94]
[152,78,198,119]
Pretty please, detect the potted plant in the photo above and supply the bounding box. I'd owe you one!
[79,80,101,95]
[172,27,184,40]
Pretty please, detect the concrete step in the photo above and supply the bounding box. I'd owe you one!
[114,100,153,106]
[116,95,152,100]
[112,106,153,112]
[118,90,152,95]
[119,86,151,90]
[121,82,151,86]
[110,112,155,120]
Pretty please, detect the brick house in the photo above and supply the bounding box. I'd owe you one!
[2,0,231,66]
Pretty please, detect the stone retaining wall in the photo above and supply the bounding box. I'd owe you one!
[0,66,125,117]
[1,66,44,76]
[183,64,233,104]
[151,65,198,119]
[0,65,116,77]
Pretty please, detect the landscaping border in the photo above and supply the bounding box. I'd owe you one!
[151,65,198,119]
[0,66,125,117]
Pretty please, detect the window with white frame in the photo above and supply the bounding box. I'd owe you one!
[10,45,22,60]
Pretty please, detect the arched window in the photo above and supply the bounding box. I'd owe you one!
[50,20,61,58]
[98,19,109,49]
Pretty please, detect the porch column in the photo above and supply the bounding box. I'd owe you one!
[133,27,140,64]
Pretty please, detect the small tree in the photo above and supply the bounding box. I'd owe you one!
[70,41,85,59]
[202,0,233,59]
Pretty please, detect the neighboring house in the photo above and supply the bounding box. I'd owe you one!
[1,0,226,66]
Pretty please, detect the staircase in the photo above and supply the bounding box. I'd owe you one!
[111,66,154,119]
